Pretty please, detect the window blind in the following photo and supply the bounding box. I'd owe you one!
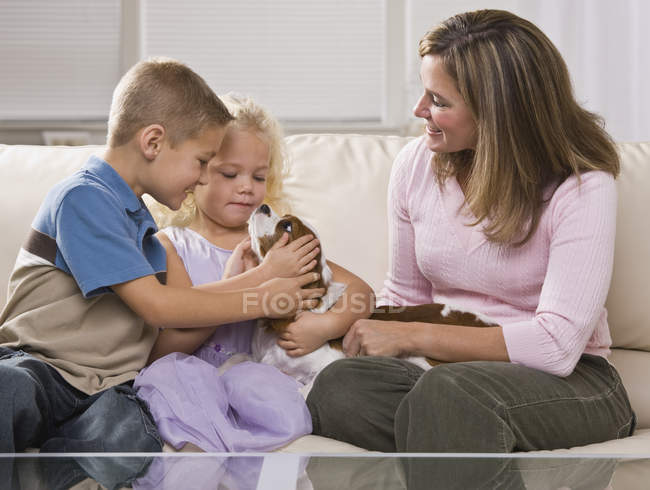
[142,0,386,122]
[0,0,121,120]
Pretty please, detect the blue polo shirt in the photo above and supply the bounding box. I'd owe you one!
[28,155,166,297]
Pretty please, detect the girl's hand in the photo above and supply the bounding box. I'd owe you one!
[260,233,321,279]
[342,319,410,358]
[223,237,259,279]
[277,311,333,357]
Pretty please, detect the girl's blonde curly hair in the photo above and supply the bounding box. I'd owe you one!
[149,93,290,229]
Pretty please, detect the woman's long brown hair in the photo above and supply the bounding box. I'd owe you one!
[419,9,619,245]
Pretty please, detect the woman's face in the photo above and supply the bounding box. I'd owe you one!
[413,55,477,153]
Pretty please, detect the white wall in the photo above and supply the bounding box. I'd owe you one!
[0,0,648,143]
[405,0,650,142]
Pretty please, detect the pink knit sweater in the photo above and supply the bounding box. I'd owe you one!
[377,137,617,377]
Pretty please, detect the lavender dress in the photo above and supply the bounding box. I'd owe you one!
[134,227,311,452]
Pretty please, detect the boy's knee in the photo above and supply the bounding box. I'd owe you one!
[71,386,162,453]
[0,362,46,409]
[0,362,50,451]
[103,387,162,452]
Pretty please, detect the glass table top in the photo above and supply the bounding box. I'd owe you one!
[2,452,649,490]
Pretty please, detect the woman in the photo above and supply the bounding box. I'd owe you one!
[307,9,635,455]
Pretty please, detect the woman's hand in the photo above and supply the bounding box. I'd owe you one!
[342,319,411,358]
[277,311,333,357]
[260,233,320,279]
[223,237,259,279]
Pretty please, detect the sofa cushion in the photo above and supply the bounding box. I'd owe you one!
[278,430,650,454]
[610,348,650,429]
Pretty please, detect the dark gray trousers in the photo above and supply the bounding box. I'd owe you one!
[307,354,635,452]
[307,354,634,489]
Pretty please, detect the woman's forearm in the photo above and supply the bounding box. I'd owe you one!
[406,322,510,363]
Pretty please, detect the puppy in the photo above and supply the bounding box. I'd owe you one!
[248,205,496,390]
[248,204,347,387]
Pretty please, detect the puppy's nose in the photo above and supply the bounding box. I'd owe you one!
[259,204,271,216]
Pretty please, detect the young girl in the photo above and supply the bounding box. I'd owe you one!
[134,94,372,452]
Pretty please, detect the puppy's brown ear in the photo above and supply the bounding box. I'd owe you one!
[275,218,295,243]
[286,216,311,241]
[288,217,325,289]
[257,236,276,258]
[257,217,293,257]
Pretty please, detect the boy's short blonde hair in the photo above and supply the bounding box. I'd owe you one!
[107,57,233,148]
[151,93,290,229]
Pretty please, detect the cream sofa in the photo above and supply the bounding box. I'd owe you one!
[1,135,650,459]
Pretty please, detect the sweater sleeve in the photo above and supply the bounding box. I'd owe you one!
[377,139,433,307]
[501,171,617,377]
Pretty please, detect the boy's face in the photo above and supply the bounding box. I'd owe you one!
[148,126,226,210]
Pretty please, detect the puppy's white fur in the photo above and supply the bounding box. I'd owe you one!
[440,302,497,326]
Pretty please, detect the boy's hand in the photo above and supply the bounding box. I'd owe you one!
[277,311,333,357]
[260,233,320,279]
[259,273,324,319]
[223,237,259,279]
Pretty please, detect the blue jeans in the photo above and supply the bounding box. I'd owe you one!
[0,347,162,488]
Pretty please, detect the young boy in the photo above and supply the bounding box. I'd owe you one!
[0,58,323,460]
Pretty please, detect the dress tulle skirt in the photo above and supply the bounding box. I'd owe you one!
[134,352,312,452]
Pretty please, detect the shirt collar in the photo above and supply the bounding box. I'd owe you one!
[83,155,144,213]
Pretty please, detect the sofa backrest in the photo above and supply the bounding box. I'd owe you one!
[1,138,649,352]
[606,142,650,350]
[281,134,411,293]
[0,144,104,296]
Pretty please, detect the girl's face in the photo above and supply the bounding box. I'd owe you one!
[193,128,270,230]
[413,54,477,153]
